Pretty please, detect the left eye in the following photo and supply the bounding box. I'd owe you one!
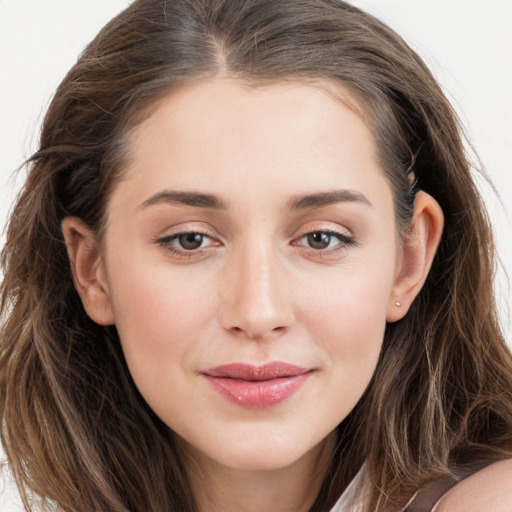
[297,231,352,250]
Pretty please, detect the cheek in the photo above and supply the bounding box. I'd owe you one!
[299,264,393,405]
[303,264,392,348]
[106,255,217,392]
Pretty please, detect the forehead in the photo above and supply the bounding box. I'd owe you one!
[108,79,391,215]
[130,78,370,149]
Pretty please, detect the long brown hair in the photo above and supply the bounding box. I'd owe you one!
[2,1,511,510]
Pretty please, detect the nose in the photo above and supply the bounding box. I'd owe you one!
[218,239,295,340]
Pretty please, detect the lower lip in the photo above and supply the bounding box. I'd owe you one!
[204,373,311,409]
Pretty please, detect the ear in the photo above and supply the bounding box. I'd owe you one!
[61,217,115,326]
[387,191,444,322]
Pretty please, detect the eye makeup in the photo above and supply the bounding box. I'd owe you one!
[154,225,221,260]
[154,227,357,262]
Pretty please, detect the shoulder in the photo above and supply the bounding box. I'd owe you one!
[434,458,512,512]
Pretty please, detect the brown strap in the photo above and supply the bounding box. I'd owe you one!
[403,474,459,512]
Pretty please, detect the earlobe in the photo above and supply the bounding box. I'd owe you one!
[61,217,115,326]
[387,191,444,322]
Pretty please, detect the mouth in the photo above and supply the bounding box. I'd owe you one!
[201,362,313,409]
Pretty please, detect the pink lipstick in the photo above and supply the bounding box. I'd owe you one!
[201,362,312,409]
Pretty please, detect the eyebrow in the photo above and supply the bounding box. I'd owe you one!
[138,190,229,210]
[138,188,371,212]
[288,190,372,210]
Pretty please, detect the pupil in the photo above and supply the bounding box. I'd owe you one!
[179,233,203,250]
[308,232,331,249]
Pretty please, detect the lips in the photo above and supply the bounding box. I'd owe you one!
[201,362,312,409]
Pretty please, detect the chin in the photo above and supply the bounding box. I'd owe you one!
[193,428,332,474]
[209,449,306,473]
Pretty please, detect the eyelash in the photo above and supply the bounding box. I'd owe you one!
[156,230,218,259]
[155,229,357,260]
[294,230,357,257]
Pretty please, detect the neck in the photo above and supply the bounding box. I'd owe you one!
[180,432,337,512]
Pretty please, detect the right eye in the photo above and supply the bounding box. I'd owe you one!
[156,231,219,258]
[173,232,209,250]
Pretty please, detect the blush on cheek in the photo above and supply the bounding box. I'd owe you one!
[304,279,389,352]
[111,265,217,364]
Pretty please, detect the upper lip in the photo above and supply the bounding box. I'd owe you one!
[202,362,311,381]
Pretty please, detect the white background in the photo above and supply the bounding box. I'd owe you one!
[1,1,511,509]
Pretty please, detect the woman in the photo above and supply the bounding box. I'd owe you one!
[1,1,511,510]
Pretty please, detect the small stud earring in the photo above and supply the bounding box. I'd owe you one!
[395,301,401,307]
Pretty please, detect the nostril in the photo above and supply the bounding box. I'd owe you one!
[227,324,288,339]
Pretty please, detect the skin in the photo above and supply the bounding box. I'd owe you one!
[63,80,445,511]
[434,458,512,512]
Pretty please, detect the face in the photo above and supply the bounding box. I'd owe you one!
[99,80,403,472]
